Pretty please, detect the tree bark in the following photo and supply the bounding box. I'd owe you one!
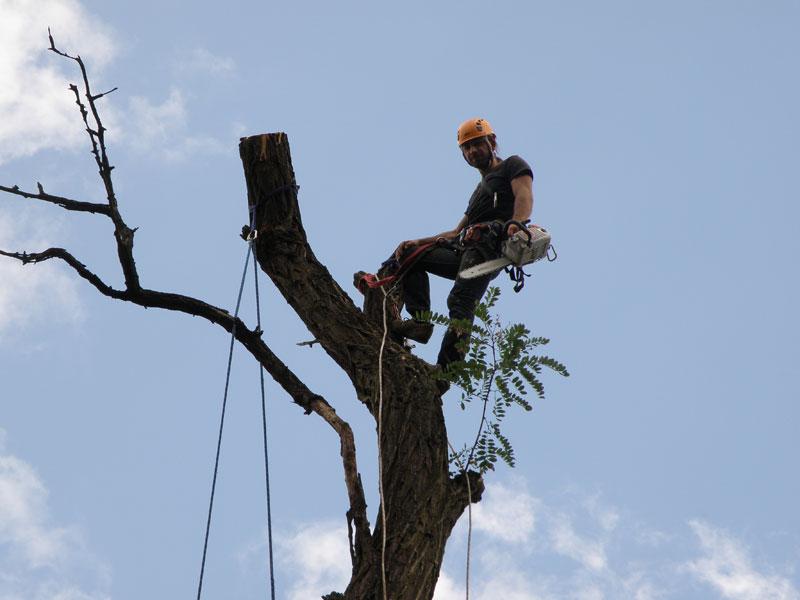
[239,133,483,600]
[0,40,488,600]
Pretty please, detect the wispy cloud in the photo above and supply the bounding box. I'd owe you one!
[0,210,83,337]
[128,88,187,149]
[277,520,350,600]
[0,428,110,600]
[0,451,68,568]
[550,511,608,572]
[439,479,799,600]
[686,520,799,600]
[238,479,798,600]
[0,2,230,165]
[472,479,538,544]
[0,0,116,165]
[174,47,236,76]
[125,87,229,161]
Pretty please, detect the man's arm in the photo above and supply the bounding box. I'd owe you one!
[394,214,469,259]
[508,174,534,235]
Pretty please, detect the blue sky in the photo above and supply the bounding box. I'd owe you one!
[1,1,798,599]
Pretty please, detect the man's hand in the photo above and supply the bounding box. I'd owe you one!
[506,223,521,237]
[394,239,419,259]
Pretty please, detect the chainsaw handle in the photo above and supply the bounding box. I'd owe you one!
[503,220,532,245]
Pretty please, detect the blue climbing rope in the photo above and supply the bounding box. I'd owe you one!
[251,234,277,599]
[196,210,277,600]
[196,241,252,600]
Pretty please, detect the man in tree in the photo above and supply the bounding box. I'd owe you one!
[393,117,535,368]
[0,31,570,595]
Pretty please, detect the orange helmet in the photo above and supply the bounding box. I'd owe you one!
[457,117,494,146]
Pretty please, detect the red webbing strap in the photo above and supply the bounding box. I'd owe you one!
[359,272,397,290]
[357,241,438,292]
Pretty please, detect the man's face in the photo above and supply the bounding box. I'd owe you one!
[460,136,493,170]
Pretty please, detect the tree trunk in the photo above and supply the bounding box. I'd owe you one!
[239,133,483,599]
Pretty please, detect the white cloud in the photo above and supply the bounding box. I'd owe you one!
[0,0,116,164]
[472,479,538,544]
[432,571,463,600]
[125,88,228,161]
[686,520,799,600]
[584,494,620,533]
[574,585,604,600]
[550,512,608,572]
[0,209,83,337]
[127,88,187,149]
[472,570,546,600]
[435,564,550,600]
[252,481,799,600]
[0,429,110,600]
[439,480,672,599]
[278,520,351,600]
[174,47,236,76]
[0,453,66,567]
[0,2,228,164]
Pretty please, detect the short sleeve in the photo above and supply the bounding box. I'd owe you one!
[504,155,533,181]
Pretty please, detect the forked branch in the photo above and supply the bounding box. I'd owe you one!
[0,32,372,567]
[0,242,374,562]
[46,29,139,290]
[0,184,111,215]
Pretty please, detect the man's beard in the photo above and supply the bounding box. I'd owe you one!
[473,152,493,170]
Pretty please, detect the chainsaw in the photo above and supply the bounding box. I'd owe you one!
[458,221,554,283]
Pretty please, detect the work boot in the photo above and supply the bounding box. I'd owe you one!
[391,319,434,344]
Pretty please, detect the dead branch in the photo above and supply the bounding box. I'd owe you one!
[0,247,124,298]
[0,184,111,215]
[0,241,373,559]
[307,397,374,570]
[46,29,140,291]
[0,33,374,560]
[1,34,481,598]
[297,338,320,348]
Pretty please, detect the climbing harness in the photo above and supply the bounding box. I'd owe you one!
[355,240,442,292]
[458,220,555,292]
[196,213,277,600]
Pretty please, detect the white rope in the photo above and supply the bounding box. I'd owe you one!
[448,441,473,600]
[377,287,390,600]
[465,472,473,600]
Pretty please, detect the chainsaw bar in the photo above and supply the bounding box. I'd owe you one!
[458,225,552,280]
[458,257,512,279]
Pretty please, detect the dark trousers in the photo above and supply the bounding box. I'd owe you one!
[402,244,499,367]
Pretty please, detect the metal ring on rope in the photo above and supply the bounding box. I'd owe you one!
[196,213,277,600]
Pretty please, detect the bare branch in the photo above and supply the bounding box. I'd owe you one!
[296,338,320,348]
[0,184,111,215]
[308,397,373,569]
[5,33,494,597]
[0,247,126,299]
[91,87,118,101]
[48,31,140,292]
[0,243,372,557]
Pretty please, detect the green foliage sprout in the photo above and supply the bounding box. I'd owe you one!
[419,286,569,475]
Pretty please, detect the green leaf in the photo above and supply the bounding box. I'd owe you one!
[425,284,567,474]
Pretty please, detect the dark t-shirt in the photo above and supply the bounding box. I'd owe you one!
[464,155,533,225]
